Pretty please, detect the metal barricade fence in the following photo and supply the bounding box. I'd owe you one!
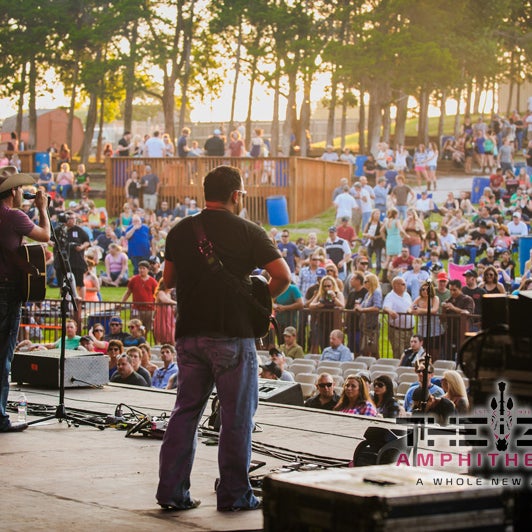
[18,300,177,346]
[19,301,477,360]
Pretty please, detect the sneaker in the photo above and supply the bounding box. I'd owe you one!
[159,499,201,511]
[218,499,263,512]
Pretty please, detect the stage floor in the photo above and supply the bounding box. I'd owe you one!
[1,383,466,532]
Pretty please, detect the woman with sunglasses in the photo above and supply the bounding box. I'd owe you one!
[106,339,124,378]
[123,318,147,347]
[372,375,401,418]
[480,265,505,294]
[88,322,109,353]
[333,375,377,417]
[409,280,443,359]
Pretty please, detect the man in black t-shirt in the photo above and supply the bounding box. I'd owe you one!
[157,166,290,513]
[54,211,90,299]
[110,353,148,386]
[204,129,225,156]
[117,131,132,156]
[304,373,340,410]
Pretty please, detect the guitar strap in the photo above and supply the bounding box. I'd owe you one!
[191,213,281,344]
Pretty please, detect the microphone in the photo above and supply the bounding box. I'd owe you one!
[23,190,51,205]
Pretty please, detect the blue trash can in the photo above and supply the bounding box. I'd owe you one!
[35,152,51,173]
[355,155,368,177]
[519,236,532,277]
[471,177,491,204]
[266,196,289,226]
[87,310,120,335]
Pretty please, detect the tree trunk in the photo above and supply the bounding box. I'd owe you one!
[162,74,176,141]
[229,18,242,132]
[395,90,408,147]
[270,63,280,156]
[340,87,347,150]
[474,81,482,115]
[382,103,391,145]
[438,90,446,144]
[465,82,473,116]
[453,89,462,138]
[326,72,337,146]
[16,63,26,144]
[245,55,258,146]
[299,72,311,157]
[358,89,366,154]
[418,88,429,145]
[123,21,138,133]
[67,62,79,155]
[178,33,192,136]
[282,70,297,156]
[97,93,105,163]
[367,86,383,156]
[80,92,98,164]
[28,58,38,150]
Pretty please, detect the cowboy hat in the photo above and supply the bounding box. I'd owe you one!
[0,166,36,194]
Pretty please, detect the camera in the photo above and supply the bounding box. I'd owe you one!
[57,212,68,224]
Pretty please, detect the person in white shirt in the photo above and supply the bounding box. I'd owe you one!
[333,185,357,223]
[321,145,339,162]
[438,225,457,259]
[508,211,529,250]
[144,131,165,157]
[383,277,414,358]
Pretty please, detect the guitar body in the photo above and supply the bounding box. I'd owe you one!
[250,275,273,338]
[17,244,46,302]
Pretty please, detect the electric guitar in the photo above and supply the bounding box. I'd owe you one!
[17,244,46,302]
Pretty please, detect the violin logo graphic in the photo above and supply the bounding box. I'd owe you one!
[489,382,513,451]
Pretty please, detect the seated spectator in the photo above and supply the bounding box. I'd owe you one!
[452,221,492,264]
[123,318,147,347]
[78,335,96,352]
[126,346,152,386]
[105,316,129,342]
[411,387,455,426]
[107,339,124,378]
[111,353,149,386]
[441,370,469,414]
[389,247,414,278]
[438,225,456,259]
[320,329,353,362]
[139,343,158,376]
[403,362,444,412]
[87,323,109,353]
[304,373,340,410]
[447,209,471,238]
[492,225,512,254]
[269,347,294,382]
[260,362,282,380]
[321,144,339,161]
[279,326,304,360]
[36,164,54,191]
[40,319,80,350]
[415,190,436,219]
[398,335,426,367]
[333,375,377,416]
[152,344,178,389]
[372,375,401,418]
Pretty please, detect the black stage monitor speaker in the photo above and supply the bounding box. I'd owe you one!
[352,427,408,467]
[258,378,304,406]
[12,349,109,388]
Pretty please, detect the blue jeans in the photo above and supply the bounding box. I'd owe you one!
[0,284,22,431]
[397,205,408,220]
[157,336,260,511]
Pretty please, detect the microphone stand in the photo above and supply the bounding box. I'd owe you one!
[28,209,85,427]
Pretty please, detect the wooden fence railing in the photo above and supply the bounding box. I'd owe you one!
[105,156,351,224]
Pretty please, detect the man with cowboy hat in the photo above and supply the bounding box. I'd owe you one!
[0,166,50,432]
